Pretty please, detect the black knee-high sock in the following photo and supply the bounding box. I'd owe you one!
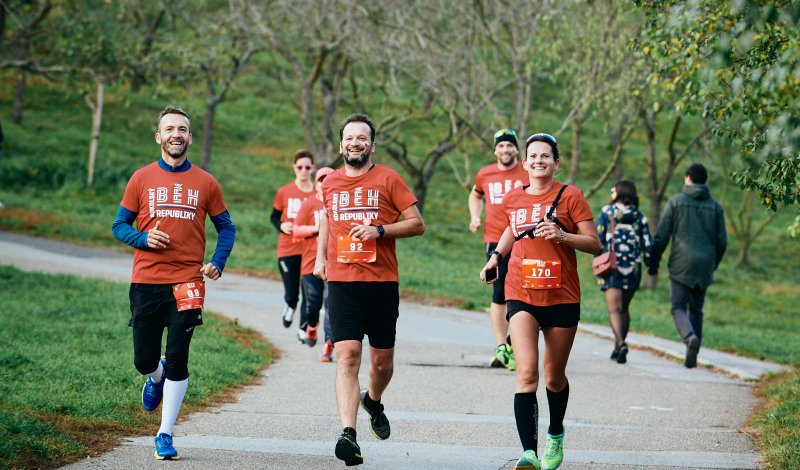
[546,382,569,436]
[514,392,538,453]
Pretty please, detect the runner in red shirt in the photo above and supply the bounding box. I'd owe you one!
[480,133,600,470]
[112,106,236,461]
[270,150,315,333]
[313,114,424,466]
[293,166,335,358]
[468,129,528,370]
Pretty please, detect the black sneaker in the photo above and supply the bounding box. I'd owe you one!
[335,429,363,466]
[616,344,629,364]
[359,388,390,440]
[685,337,700,368]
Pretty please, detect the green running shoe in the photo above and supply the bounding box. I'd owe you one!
[505,344,517,371]
[541,431,564,469]
[514,449,540,469]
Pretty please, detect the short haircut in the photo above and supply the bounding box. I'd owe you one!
[156,105,190,132]
[613,179,639,207]
[339,113,376,142]
[294,149,314,164]
[525,133,559,161]
[685,163,708,185]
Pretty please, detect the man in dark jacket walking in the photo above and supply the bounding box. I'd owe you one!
[649,163,727,368]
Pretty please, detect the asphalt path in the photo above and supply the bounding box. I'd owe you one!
[0,231,787,469]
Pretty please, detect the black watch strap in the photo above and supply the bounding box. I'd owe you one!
[377,225,385,238]
[490,250,503,262]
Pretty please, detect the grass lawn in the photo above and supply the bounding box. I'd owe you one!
[0,265,272,469]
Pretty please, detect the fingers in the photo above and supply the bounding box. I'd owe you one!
[201,263,220,280]
[154,220,161,231]
[147,221,169,249]
[348,223,377,241]
[534,220,559,240]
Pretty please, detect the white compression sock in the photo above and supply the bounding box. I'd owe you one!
[148,361,164,383]
[157,378,188,436]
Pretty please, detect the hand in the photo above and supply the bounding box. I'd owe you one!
[534,220,561,242]
[469,217,481,233]
[349,221,379,241]
[313,257,327,280]
[280,221,293,235]
[200,263,220,280]
[479,256,499,284]
[146,220,170,249]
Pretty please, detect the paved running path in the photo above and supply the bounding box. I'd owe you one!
[0,231,786,469]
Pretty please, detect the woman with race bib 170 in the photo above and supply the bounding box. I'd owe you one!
[480,133,601,470]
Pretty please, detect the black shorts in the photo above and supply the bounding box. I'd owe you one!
[328,281,399,349]
[506,300,580,328]
[129,283,203,328]
[486,242,510,304]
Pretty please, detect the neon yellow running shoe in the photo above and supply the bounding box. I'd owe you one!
[514,449,540,469]
[541,431,564,469]
[505,344,517,371]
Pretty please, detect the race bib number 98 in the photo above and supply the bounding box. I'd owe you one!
[172,280,205,311]
[337,234,376,263]
[521,259,561,289]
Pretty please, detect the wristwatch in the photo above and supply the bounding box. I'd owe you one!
[490,250,503,262]
[377,225,385,238]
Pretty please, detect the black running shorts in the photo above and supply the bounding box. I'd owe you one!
[328,281,399,349]
[129,283,203,328]
[485,242,510,305]
[506,300,580,328]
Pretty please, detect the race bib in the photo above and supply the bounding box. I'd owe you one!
[521,259,562,289]
[337,234,376,263]
[172,280,205,311]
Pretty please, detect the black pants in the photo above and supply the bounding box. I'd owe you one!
[278,255,303,309]
[129,283,200,381]
[300,274,326,329]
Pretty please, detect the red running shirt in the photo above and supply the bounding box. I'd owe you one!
[502,183,594,306]
[294,195,325,276]
[321,165,418,283]
[120,162,227,284]
[473,163,528,243]
[273,182,315,258]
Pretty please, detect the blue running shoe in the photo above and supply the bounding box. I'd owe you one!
[142,358,166,411]
[154,433,180,460]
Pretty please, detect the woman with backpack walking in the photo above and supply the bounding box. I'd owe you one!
[595,180,653,364]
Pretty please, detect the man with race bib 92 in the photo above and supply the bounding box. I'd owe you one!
[313,113,425,466]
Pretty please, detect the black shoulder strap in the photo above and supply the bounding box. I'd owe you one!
[514,184,570,241]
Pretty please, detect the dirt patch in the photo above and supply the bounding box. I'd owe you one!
[0,208,64,230]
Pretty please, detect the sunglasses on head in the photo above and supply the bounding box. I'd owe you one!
[494,129,518,139]
[295,165,313,171]
[526,133,557,146]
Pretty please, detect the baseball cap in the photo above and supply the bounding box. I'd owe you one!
[315,167,335,183]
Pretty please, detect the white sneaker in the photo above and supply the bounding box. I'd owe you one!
[282,305,295,328]
[297,327,307,344]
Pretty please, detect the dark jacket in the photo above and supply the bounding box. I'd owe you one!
[650,184,727,289]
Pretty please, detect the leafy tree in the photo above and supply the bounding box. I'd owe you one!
[636,0,800,234]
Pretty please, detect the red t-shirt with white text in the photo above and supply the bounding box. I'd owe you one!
[273,182,315,258]
[121,162,227,284]
[294,196,325,276]
[473,163,528,243]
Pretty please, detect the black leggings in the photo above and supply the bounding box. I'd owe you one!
[133,322,195,382]
[278,255,302,309]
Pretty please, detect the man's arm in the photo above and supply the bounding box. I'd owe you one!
[348,204,425,241]
[206,210,236,277]
[468,187,484,233]
[715,204,727,269]
[313,214,329,280]
[112,206,148,249]
[649,201,674,274]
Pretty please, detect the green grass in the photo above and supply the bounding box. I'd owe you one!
[0,265,272,469]
[1,74,798,468]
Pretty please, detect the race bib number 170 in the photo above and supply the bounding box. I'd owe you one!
[521,259,561,289]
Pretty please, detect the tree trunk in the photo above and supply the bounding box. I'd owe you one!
[13,71,25,124]
[642,109,660,230]
[87,81,104,187]
[202,99,216,171]
[567,111,585,184]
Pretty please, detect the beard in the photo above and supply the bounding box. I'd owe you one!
[341,146,372,168]
[498,153,517,168]
[162,139,189,159]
